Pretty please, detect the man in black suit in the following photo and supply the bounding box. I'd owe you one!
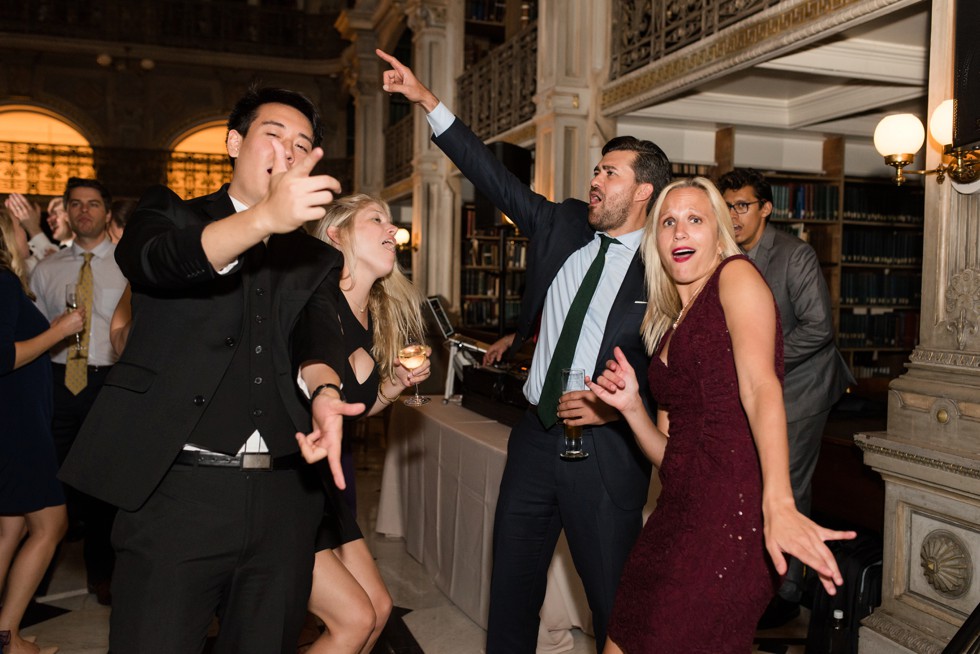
[379,51,670,653]
[60,88,363,654]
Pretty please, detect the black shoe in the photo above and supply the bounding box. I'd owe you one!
[757,595,800,630]
[88,580,112,606]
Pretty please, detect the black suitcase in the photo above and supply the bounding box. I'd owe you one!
[805,531,883,653]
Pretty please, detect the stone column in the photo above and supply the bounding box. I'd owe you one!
[856,1,980,651]
[533,0,613,204]
[404,0,463,300]
[336,10,385,195]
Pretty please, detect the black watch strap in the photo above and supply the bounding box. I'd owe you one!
[310,382,344,403]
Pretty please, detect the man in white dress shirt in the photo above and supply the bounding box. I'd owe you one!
[29,177,127,605]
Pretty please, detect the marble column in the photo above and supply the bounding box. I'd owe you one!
[856,1,980,651]
[532,0,613,204]
[404,0,462,300]
[336,9,385,195]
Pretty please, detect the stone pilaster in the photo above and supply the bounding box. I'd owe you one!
[532,0,613,204]
[404,0,462,300]
[856,1,980,651]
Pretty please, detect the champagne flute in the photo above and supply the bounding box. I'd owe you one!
[65,283,81,352]
[559,368,588,460]
[398,338,431,406]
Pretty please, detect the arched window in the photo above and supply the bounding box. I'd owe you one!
[168,123,232,199]
[0,107,95,195]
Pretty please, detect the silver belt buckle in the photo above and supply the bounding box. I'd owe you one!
[241,453,272,470]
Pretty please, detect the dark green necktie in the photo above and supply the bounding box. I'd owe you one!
[537,234,619,428]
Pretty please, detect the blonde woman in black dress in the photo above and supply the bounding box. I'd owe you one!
[299,195,429,653]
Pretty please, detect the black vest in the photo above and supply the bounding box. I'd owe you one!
[188,244,295,455]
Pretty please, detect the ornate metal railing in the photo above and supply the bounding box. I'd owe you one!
[0,0,345,59]
[167,153,233,200]
[0,142,96,196]
[384,113,414,187]
[609,0,783,80]
[457,21,538,141]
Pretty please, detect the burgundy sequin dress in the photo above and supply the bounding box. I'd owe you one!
[607,256,781,653]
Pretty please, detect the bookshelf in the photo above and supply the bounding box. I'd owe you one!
[460,202,528,335]
[748,139,924,401]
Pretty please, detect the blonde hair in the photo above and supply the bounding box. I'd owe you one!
[639,177,742,352]
[313,194,426,382]
[0,209,33,299]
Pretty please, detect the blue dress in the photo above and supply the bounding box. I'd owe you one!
[0,270,65,513]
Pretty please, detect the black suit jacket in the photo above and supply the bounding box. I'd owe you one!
[60,185,344,511]
[434,120,652,509]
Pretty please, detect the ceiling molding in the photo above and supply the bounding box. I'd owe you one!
[758,37,927,85]
[788,83,925,127]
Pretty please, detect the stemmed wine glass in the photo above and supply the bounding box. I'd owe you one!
[559,368,588,460]
[65,283,82,352]
[398,338,431,406]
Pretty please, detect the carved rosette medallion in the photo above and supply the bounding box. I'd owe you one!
[919,530,972,598]
[940,268,980,350]
[405,5,447,33]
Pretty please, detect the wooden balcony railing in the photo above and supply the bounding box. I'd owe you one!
[384,113,414,187]
[610,0,783,80]
[457,22,537,141]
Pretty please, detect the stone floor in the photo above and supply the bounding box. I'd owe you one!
[19,413,809,653]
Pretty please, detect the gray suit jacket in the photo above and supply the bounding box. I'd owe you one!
[750,224,854,422]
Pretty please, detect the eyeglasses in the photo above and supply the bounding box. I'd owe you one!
[725,200,764,215]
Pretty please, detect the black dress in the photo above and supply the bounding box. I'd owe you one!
[314,297,379,550]
[0,270,65,513]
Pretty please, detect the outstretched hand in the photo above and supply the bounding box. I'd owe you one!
[376,49,441,113]
[256,139,342,234]
[4,193,42,235]
[295,396,366,489]
[763,499,856,595]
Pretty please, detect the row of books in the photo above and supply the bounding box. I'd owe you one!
[842,229,922,266]
[461,298,522,326]
[843,185,924,224]
[851,363,900,379]
[838,310,919,349]
[462,270,526,296]
[770,183,840,222]
[840,271,920,306]
[464,238,528,268]
[466,0,507,22]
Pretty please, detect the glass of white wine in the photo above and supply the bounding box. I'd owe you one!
[65,283,82,352]
[398,338,431,407]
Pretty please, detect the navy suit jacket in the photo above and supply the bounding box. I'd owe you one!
[60,184,345,511]
[434,120,652,509]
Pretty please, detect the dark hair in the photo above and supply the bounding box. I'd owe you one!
[226,86,324,161]
[110,199,137,230]
[601,136,673,213]
[716,168,774,206]
[64,177,112,210]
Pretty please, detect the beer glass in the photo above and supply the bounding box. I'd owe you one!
[559,368,588,460]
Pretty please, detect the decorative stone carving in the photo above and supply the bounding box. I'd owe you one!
[862,612,945,654]
[909,348,980,368]
[940,268,980,351]
[854,441,980,480]
[405,4,446,33]
[920,530,972,598]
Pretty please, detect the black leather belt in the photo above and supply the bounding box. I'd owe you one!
[52,363,112,373]
[174,450,304,471]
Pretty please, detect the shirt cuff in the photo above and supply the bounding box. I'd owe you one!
[426,102,456,137]
[216,260,239,275]
[27,232,58,258]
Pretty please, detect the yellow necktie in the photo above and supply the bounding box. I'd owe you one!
[66,252,94,395]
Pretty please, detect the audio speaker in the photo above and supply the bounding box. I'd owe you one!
[953,0,980,150]
[474,141,533,230]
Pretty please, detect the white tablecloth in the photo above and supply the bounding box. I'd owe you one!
[376,399,661,653]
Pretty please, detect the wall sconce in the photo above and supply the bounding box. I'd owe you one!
[394,227,416,252]
[873,100,979,188]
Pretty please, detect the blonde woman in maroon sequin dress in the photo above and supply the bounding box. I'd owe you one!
[588,178,855,653]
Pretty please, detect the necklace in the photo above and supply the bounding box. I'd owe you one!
[344,290,368,314]
[672,272,713,330]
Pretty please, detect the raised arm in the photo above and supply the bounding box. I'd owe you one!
[720,258,854,594]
